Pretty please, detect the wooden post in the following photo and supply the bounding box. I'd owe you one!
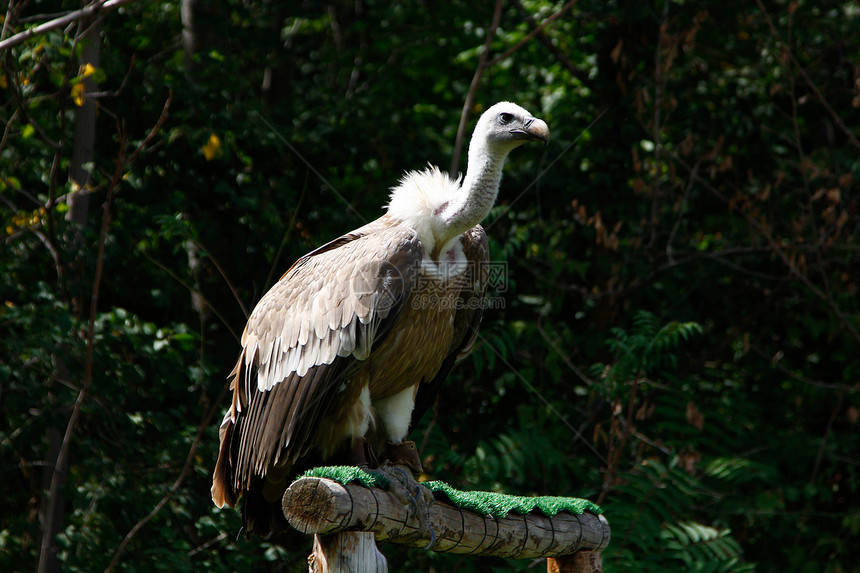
[547,551,603,573]
[283,476,609,570]
[309,532,387,573]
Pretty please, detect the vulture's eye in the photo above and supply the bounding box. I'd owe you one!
[498,112,515,125]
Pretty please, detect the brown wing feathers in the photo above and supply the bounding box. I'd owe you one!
[212,222,423,514]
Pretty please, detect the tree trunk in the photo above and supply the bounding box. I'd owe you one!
[66,20,101,227]
[181,0,196,74]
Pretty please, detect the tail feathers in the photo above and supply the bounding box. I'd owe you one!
[211,418,238,508]
[242,476,290,538]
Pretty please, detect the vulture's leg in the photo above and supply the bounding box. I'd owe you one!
[345,436,377,468]
[371,385,436,548]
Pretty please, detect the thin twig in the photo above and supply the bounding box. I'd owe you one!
[128,91,172,164]
[194,237,250,319]
[1,1,16,42]
[668,148,860,347]
[535,315,593,386]
[450,0,504,175]
[90,96,218,573]
[510,0,594,90]
[104,385,228,573]
[666,161,700,264]
[186,532,228,558]
[37,96,172,572]
[597,373,641,506]
[751,346,857,392]
[254,110,367,224]
[0,107,19,151]
[755,0,860,151]
[647,0,670,250]
[484,105,611,234]
[140,249,241,343]
[38,109,122,573]
[263,172,310,294]
[478,331,607,465]
[485,0,579,69]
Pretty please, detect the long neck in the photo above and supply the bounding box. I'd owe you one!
[441,140,507,241]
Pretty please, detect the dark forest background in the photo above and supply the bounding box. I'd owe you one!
[2,0,859,571]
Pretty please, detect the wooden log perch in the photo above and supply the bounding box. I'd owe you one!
[283,476,610,560]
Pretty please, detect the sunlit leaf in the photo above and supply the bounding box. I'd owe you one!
[71,82,85,106]
[202,133,222,160]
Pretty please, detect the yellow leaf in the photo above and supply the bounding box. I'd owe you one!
[71,83,85,106]
[202,134,222,161]
[82,63,96,77]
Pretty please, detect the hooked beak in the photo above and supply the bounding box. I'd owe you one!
[513,116,550,143]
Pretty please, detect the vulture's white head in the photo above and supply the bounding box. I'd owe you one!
[388,102,548,258]
[468,101,550,158]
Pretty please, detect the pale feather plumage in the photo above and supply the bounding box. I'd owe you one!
[386,165,462,255]
[211,102,548,537]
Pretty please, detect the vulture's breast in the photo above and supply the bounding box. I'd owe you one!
[364,255,469,400]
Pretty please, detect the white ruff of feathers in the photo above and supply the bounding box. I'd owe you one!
[386,165,463,256]
[386,102,530,256]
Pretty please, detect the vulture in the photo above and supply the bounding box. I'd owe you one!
[212,102,549,537]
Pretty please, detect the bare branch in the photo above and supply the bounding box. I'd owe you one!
[37,95,173,572]
[104,385,228,573]
[450,0,504,175]
[127,90,171,165]
[0,0,139,52]
[751,346,858,392]
[536,314,594,387]
[139,249,242,344]
[453,0,583,175]
[38,115,118,573]
[755,0,860,152]
[486,0,580,69]
[510,0,594,90]
[669,148,860,347]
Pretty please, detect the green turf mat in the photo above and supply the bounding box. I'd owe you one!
[298,466,602,518]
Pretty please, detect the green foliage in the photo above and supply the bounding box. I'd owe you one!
[3,0,860,572]
[606,459,753,573]
[598,310,704,387]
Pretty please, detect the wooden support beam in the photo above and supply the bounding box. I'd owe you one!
[309,532,387,573]
[283,476,610,560]
[547,551,603,573]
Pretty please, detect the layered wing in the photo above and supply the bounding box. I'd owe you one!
[212,218,423,509]
[410,224,490,429]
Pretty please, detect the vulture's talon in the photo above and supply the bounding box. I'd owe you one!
[372,463,436,549]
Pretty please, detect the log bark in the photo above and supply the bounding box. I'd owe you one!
[283,477,610,559]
